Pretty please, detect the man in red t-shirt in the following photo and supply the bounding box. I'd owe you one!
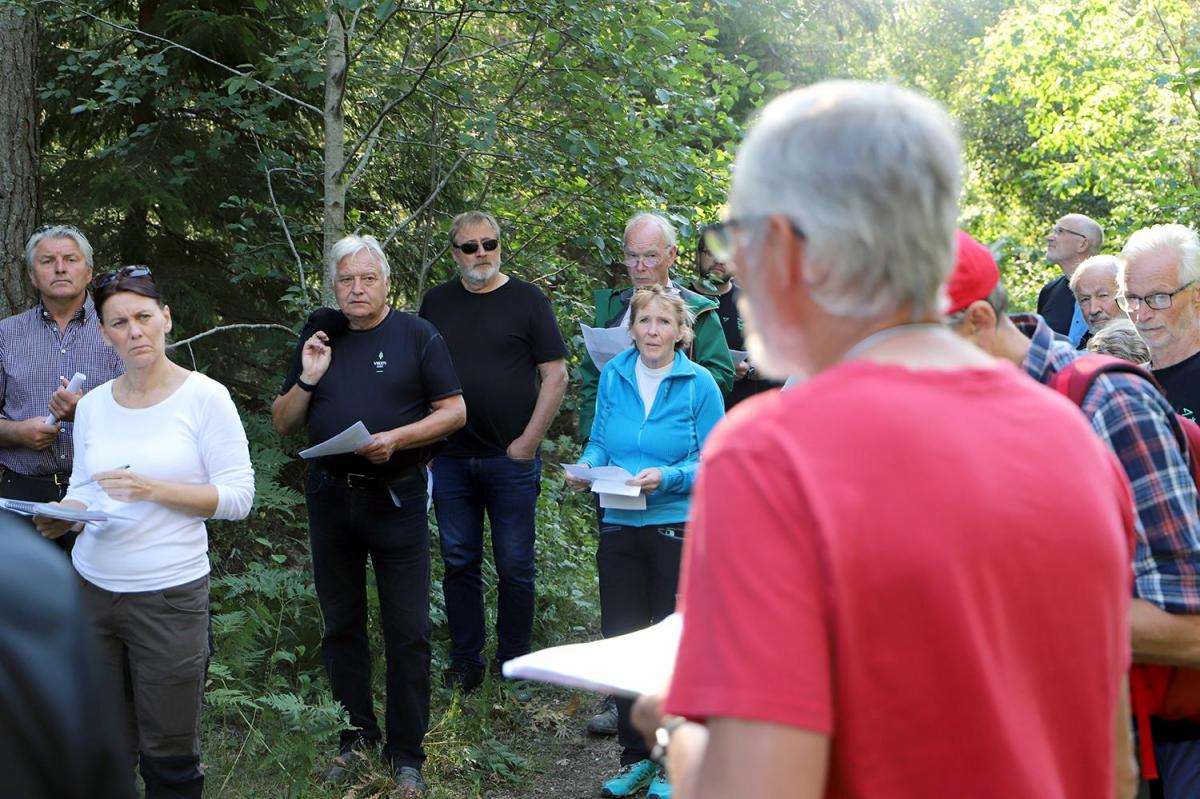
[653,81,1137,799]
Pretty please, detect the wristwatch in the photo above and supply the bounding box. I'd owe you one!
[650,715,687,764]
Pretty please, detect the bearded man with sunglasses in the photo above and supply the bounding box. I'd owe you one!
[1038,212,1104,345]
[0,225,122,551]
[1120,224,1200,423]
[418,211,568,693]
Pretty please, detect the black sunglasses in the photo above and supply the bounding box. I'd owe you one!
[91,265,153,290]
[453,238,499,255]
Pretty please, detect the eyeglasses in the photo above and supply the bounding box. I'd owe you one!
[1116,281,1195,312]
[623,252,665,269]
[91,265,152,290]
[453,239,499,255]
[1051,225,1087,239]
[703,217,806,262]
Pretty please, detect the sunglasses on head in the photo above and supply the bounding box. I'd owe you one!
[453,238,499,255]
[91,265,153,290]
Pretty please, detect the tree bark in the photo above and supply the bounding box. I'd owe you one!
[0,3,39,316]
[322,4,347,276]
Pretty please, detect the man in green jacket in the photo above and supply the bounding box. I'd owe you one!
[577,212,734,442]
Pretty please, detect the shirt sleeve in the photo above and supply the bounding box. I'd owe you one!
[528,286,568,364]
[664,436,833,733]
[62,395,103,508]
[418,331,463,402]
[197,383,256,521]
[659,370,725,495]
[579,367,613,468]
[1086,376,1200,613]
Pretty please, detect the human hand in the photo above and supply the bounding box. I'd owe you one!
[632,694,665,749]
[506,436,538,461]
[300,331,332,384]
[33,500,87,539]
[17,417,60,450]
[47,376,85,422]
[627,467,663,494]
[735,360,751,381]
[356,430,399,464]
[95,469,159,503]
[564,463,591,493]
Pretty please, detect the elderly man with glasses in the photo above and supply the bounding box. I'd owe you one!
[0,225,123,552]
[1119,225,1200,425]
[1038,212,1104,346]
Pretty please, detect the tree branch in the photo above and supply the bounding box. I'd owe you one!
[167,323,296,350]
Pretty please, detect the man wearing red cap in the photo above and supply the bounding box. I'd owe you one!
[947,231,1200,797]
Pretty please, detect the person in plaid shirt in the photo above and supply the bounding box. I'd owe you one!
[947,231,1200,797]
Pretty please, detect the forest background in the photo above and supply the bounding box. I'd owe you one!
[1,0,1198,796]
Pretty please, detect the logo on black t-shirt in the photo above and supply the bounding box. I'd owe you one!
[374,350,387,372]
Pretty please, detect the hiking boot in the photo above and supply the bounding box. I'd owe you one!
[444,662,484,694]
[393,765,427,797]
[587,695,618,736]
[601,759,656,798]
[647,765,672,799]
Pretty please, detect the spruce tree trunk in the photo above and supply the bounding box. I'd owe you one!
[0,4,39,316]
[322,4,347,281]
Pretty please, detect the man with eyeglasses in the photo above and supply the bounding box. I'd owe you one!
[576,212,733,443]
[418,211,568,695]
[0,225,122,552]
[1038,213,1104,346]
[1119,224,1200,422]
[273,234,466,797]
[648,82,1136,799]
[948,228,1200,798]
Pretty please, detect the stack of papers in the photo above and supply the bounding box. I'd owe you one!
[299,421,373,459]
[562,464,646,510]
[0,498,133,524]
[581,324,632,370]
[502,613,682,697]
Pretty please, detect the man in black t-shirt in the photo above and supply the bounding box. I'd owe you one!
[1037,213,1103,345]
[691,230,781,409]
[419,211,568,693]
[1119,224,1200,422]
[272,234,465,797]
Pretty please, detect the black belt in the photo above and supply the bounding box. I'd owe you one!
[0,468,70,487]
[340,464,426,490]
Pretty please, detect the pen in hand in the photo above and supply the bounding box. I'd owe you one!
[73,465,131,490]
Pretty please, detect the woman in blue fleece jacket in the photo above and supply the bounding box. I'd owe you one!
[567,285,724,798]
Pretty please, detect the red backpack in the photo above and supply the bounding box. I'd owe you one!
[1051,353,1200,779]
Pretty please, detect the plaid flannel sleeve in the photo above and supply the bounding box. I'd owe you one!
[1087,374,1200,613]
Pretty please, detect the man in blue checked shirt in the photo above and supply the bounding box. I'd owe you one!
[948,231,1200,798]
[0,225,123,551]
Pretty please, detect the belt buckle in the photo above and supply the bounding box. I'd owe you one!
[345,472,372,489]
[53,473,69,487]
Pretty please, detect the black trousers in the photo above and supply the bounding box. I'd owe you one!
[307,465,431,769]
[0,468,76,553]
[597,523,684,764]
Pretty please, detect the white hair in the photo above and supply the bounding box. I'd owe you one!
[327,234,391,284]
[731,80,962,318]
[623,212,677,249]
[1069,254,1120,292]
[1119,224,1200,288]
[25,225,94,271]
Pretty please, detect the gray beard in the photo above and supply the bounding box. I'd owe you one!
[461,264,499,290]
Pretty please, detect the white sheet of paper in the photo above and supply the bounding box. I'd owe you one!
[561,464,635,483]
[502,613,681,697]
[581,324,632,370]
[729,349,749,365]
[299,421,374,459]
[0,498,134,523]
[592,479,640,497]
[597,491,647,510]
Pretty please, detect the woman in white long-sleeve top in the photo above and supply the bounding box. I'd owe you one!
[35,265,255,799]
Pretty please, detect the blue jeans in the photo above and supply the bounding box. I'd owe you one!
[307,465,431,769]
[432,454,541,668]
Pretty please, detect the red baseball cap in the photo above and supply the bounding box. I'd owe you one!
[945,230,1000,315]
